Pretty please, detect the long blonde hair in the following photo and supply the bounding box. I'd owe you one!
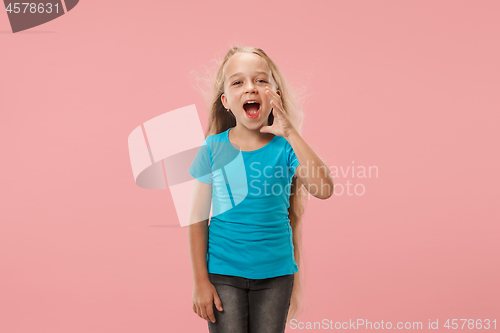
[190,45,309,322]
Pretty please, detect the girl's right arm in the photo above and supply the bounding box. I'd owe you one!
[188,179,223,323]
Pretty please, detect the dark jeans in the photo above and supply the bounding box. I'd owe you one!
[207,272,294,333]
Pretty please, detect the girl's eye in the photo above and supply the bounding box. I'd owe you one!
[232,80,267,85]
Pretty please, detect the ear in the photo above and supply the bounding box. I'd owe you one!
[221,94,227,109]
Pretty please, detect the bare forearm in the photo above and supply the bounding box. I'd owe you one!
[285,130,334,199]
[188,220,210,284]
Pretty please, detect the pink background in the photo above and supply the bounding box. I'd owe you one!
[1,1,499,332]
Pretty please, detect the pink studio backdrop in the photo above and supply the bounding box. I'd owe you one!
[1,1,499,332]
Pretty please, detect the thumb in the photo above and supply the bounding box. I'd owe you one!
[260,125,271,134]
[213,292,223,311]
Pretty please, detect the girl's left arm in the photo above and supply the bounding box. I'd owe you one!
[286,130,334,199]
[262,86,333,199]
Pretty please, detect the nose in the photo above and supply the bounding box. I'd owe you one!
[243,81,257,94]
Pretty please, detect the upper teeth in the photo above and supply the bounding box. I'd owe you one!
[246,101,258,104]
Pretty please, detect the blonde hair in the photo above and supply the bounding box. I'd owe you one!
[189,44,309,322]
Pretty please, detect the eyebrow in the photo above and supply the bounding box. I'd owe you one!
[228,71,269,79]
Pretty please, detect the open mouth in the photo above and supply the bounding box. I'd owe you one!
[243,101,261,119]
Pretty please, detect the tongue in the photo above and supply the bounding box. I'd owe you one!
[244,103,259,115]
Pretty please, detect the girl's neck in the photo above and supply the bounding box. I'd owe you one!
[229,125,274,148]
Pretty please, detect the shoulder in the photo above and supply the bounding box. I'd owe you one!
[206,130,227,142]
[272,135,292,150]
[202,132,221,146]
[201,131,229,155]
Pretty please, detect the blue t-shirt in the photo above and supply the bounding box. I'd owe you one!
[188,127,300,279]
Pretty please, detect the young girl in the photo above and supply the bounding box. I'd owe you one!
[188,46,334,333]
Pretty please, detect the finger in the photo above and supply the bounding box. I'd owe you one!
[202,305,211,322]
[273,98,284,113]
[266,87,276,102]
[199,305,206,320]
[206,305,216,323]
[271,101,283,118]
[213,293,223,312]
[265,87,279,105]
[273,101,289,119]
[265,86,280,99]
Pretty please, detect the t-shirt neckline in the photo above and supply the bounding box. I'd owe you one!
[226,127,277,154]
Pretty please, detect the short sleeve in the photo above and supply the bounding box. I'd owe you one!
[286,141,300,176]
[189,138,213,184]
